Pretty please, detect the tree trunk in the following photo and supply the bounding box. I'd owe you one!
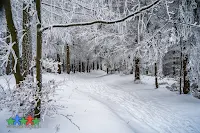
[35,0,42,118]
[6,54,12,75]
[73,60,76,73]
[4,0,23,84]
[82,62,85,72]
[79,60,81,72]
[57,53,61,74]
[93,62,95,70]
[183,55,190,94]
[134,57,140,81]
[100,58,102,70]
[107,67,109,74]
[179,37,183,94]
[22,2,32,77]
[66,44,70,74]
[6,29,12,75]
[87,59,89,73]
[97,59,99,70]
[155,63,158,89]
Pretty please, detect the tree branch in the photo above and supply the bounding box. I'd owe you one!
[42,0,161,32]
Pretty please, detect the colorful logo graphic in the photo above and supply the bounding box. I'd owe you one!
[6,115,40,128]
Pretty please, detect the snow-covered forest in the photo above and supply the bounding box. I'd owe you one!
[0,0,200,133]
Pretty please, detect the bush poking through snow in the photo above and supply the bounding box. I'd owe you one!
[191,83,200,99]
[0,75,65,120]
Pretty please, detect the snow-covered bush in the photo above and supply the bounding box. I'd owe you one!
[190,83,200,99]
[42,58,62,73]
[0,75,65,120]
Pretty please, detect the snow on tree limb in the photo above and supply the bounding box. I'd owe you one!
[42,0,161,32]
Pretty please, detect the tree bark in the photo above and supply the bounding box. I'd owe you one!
[66,44,70,74]
[35,0,42,118]
[134,58,140,81]
[6,29,12,75]
[4,0,23,84]
[22,2,32,77]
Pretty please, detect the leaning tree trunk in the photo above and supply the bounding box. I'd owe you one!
[155,63,158,89]
[35,0,42,118]
[183,55,190,94]
[134,57,140,81]
[4,0,23,84]
[66,44,70,74]
[22,2,32,77]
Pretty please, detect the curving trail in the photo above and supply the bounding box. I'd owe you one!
[1,71,200,133]
[69,71,200,133]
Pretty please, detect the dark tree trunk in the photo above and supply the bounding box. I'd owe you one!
[155,63,158,89]
[71,64,74,72]
[57,54,61,74]
[134,58,140,81]
[35,0,42,119]
[79,60,81,72]
[97,60,99,70]
[4,0,23,84]
[100,62,102,70]
[93,62,95,70]
[183,55,190,94]
[82,62,85,72]
[107,67,109,74]
[62,59,65,72]
[179,37,183,94]
[66,44,70,74]
[73,60,76,73]
[87,59,89,73]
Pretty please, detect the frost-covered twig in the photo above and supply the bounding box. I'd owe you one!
[59,113,80,130]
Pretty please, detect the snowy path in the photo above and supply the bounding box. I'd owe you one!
[69,71,200,133]
[0,71,200,133]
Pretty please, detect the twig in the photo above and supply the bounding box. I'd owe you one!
[59,114,80,130]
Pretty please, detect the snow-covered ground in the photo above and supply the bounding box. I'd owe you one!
[0,71,200,133]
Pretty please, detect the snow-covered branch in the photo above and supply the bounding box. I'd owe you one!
[42,0,161,32]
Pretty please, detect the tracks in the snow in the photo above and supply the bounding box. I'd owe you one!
[70,75,200,133]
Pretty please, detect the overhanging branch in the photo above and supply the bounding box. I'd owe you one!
[42,0,161,32]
